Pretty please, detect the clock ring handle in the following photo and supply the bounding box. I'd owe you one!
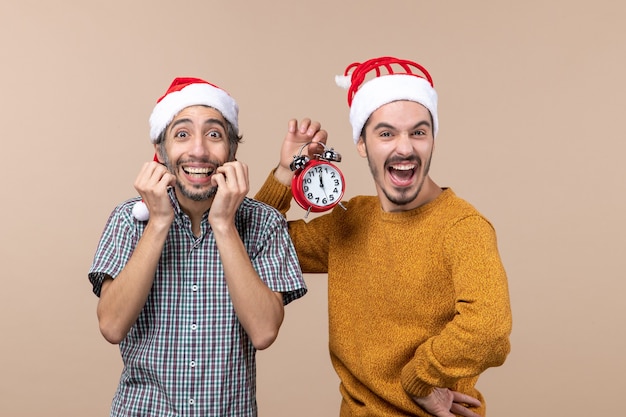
[289,142,311,171]
[289,142,343,171]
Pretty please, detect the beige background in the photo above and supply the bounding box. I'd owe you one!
[1,1,624,416]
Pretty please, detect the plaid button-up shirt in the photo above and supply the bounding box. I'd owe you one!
[89,192,306,417]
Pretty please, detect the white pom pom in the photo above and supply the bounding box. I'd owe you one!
[132,201,150,221]
[335,74,351,89]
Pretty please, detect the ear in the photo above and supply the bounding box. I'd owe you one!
[153,145,161,163]
[228,142,239,161]
[356,137,367,158]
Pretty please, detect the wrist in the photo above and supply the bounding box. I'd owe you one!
[145,215,173,234]
[273,164,294,186]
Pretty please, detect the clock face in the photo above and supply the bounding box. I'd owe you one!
[294,161,345,212]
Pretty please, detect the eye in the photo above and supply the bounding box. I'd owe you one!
[207,129,223,140]
[412,130,426,136]
[174,130,189,140]
[379,131,392,138]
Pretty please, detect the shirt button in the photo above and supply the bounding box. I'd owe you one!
[190,360,196,368]
[191,323,197,331]
[189,398,195,405]
[191,284,198,292]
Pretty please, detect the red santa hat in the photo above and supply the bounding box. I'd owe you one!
[148,76,239,142]
[335,56,438,144]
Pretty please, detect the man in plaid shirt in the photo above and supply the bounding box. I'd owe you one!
[89,77,316,416]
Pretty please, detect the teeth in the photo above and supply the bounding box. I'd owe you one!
[391,164,415,171]
[184,167,211,175]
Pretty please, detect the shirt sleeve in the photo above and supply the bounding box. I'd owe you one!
[400,215,512,397]
[245,203,307,306]
[87,205,139,297]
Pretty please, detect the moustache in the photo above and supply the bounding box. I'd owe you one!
[384,155,421,168]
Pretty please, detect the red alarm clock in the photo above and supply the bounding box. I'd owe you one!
[290,142,346,216]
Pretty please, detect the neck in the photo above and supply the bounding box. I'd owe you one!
[414,177,442,207]
[380,176,442,213]
[175,190,213,237]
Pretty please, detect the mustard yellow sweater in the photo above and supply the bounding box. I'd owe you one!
[255,173,512,417]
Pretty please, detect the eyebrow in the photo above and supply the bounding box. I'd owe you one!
[372,120,432,131]
[169,117,227,132]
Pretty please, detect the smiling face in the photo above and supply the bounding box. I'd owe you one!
[155,105,235,210]
[357,100,441,212]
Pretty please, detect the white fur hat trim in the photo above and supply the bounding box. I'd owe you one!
[149,82,239,143]
[349,74,438,144]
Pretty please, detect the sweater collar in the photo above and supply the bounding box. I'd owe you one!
[378,188,453,222]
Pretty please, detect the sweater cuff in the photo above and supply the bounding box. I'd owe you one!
[254,169,293,215]
[400,363,434,398]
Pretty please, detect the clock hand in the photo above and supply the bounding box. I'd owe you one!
[319,174,329,198]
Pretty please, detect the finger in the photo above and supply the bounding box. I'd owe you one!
[221,161,249,191]
[451,392,481,408]
[306,142,324,158]
[288,118,297,133]
[299,118,311,133]
[214,162,243,193]
[135,161,164,191]
[450,403,481,417]
[148,164,172,190]
[311,128,328,146]
[134,162,151,189]
[211,170,226,189]
[306,120,321,136]
[161,171,177,188]
[238,161,249,189]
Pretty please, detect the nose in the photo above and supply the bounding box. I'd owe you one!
[395,132,413,156]
[188,132,209,158]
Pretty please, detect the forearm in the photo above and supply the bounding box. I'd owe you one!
[97,220,169,344]
[254,169,293,216]
[401,309,511,398]
[401,277,511,397]
[213,223,285,350]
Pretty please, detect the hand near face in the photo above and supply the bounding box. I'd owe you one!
[412,388,482,417]
[134,160,177,226]
[274,118,328,185]
[208,160,249,228]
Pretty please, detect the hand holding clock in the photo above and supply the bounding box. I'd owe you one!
[274,118,328,186]
[270,118,345,214]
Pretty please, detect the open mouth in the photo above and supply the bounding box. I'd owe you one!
[388,163,416,186]
[182,166,214,178]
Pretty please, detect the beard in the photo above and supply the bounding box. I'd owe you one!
[160,151,221,202]
[368,152,432,207]
[177,180,218,201]
[383,184,421,207]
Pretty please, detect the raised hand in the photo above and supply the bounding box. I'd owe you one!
[208,160,249,230]
[274,118,328,186]
[134,160,176,226]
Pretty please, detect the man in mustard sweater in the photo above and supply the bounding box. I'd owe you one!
[255,56,512,417]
